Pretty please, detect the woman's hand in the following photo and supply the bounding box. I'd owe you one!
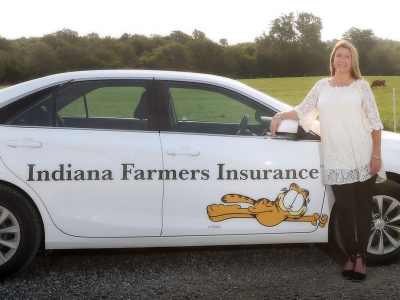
[269,110,299,137]
[370,155,382,176]
[269,115,282,137]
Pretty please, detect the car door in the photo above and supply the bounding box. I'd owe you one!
[0,79,164,238]
[158,81,326,237]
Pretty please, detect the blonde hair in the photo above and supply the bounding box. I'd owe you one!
[330,40,363,80]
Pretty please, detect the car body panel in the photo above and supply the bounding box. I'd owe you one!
[44,223,328,250]
[160,132,326,237]
[0,155,54,225]
[381,131,400,175]
[0,126,164,237]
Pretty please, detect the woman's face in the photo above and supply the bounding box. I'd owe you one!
[333,47,352,74]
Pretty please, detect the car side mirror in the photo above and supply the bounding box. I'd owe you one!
[275,119,299,141]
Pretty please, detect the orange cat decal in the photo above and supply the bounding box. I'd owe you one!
[207,183,328,227]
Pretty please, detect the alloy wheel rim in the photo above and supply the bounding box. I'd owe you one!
[0,206,21,265]
[369,195,400,256]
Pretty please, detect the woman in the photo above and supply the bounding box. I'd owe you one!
[269,40,386,282]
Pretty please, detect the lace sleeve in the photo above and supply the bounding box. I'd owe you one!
[294,78,326,132]
[357,80,384,132]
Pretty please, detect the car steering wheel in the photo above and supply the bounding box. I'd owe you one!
[236,114,249,135]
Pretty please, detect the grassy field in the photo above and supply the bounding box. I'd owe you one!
[1,76,399,131]
[241,76,400,132]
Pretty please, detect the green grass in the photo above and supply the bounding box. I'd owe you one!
[241,76,400,132]
[60,86,145,118]
[170,87,260,124]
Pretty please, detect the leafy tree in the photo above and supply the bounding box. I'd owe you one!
[167,31,191,45]
[0,52,5,82]
[0,36,11,51]
[245,46,256,56]
[222,45,244,77]
[269,13,296,44]
[55,28,80,44]
[3,54,29,83]
[186,33,222,73]
[257,12,327,77]
[42,29,80,49]
[295,12,323,50]
[26,41,60,77]
[91,47,122,69]
[192,29,206,40]
[139,42,189,70]
[254,33,277,77]
[164,42,190,70]
[295,13,328,76]
[56,44,85,71]
[367,39,400,75]
[342,27,376,53]
[148,34,167,50]
[219,39,228,47]
[118,43,138,68]
[128,34,152,56]
[119,33,130,42]
[394,44,400,74]
[342,27,377,72]
[101,36,120,52]
[0,21,399,84]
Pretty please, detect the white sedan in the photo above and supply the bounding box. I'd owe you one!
[0,70,399,280]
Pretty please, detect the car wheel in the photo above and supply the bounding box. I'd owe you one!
[330,179,400,264]
[0,185,42,280]
[369,179,400,263]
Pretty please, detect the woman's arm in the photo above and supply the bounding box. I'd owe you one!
[269,109,299,137]
[269,79,325,137]
[370,129,382,176]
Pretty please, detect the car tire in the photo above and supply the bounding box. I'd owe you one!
[330,179,400,265]
[0,185,42,281]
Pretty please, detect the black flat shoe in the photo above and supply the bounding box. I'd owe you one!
[342,255,355,280]
[352,253,367,282]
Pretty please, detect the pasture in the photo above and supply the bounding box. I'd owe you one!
[242,76,400,132]
[1,76,399,131]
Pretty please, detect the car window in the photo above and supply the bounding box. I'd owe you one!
[8,80,148,131]
[162,82,275,136]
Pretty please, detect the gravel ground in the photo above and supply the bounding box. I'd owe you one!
[1,243,400,299]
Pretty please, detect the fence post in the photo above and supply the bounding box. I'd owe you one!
[394,88,397,133]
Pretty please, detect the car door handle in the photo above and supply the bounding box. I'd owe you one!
[8,140,42,148]
[166,147,200,156]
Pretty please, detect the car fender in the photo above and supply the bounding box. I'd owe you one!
[382,131,400,176]
[0,156,54,225]
[382,147,400,176]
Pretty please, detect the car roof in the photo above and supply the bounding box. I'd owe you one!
[0,70,291,111]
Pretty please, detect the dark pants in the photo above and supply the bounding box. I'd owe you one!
[331,176,376,255]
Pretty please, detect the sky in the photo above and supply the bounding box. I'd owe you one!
[1,0,399,44]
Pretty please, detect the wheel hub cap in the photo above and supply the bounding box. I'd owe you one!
[374,218,385,230]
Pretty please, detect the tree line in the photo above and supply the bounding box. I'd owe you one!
[1,12,399,84]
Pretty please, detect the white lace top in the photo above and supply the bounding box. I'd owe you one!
[294,78,386,185]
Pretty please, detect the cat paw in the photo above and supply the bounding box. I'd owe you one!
[319,214,328,228]
[311,213,320,226]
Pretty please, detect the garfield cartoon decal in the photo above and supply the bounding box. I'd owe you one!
[207,183,328,227]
